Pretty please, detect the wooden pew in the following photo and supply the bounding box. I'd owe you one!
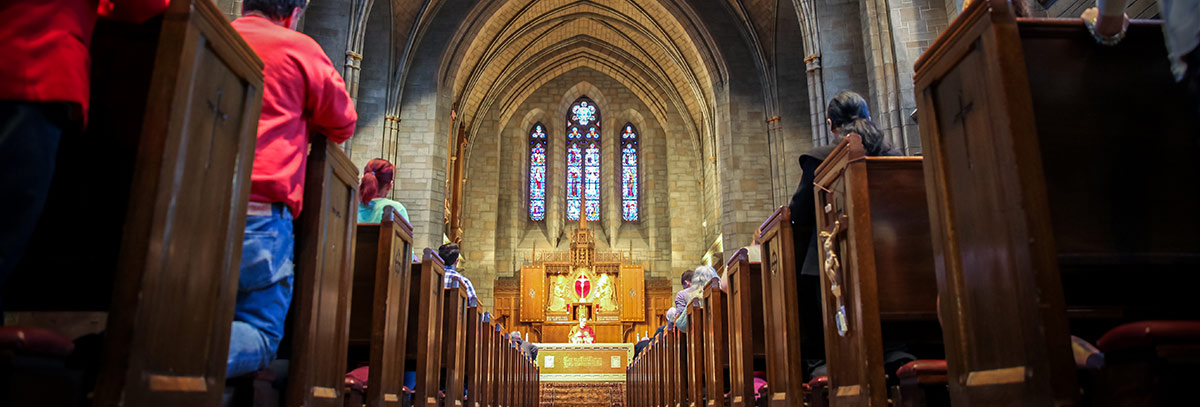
[756,210,807,407]
[632,351,640,407]
[286,134,360,407]
[465,308,484,407]
[674,327,687,407]
[913,0,1200,405]
[512,350,522,407]
[497,335,508,407]
[725,249,766,407]
[526,355,534,406]
[629,357,635,407]
[634,353,640,407]
[686,300,706,407]
[491,332,502,407]
[442,285,469,407]
[662,336,672,407]
[808,134,941,407]
[2,1,261,404]
[346,206,415,407]
[480,321,495,407]
[649,343,656,407]
[702,280,729,407]
[665,329,676,407]
[407,249,446,407]
[642,349,649,407]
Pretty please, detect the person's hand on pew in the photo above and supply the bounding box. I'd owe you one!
[1081,6,1129,46]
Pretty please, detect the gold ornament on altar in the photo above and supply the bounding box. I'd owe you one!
[594,273,616,311]
[518,203,646,339]
[548,275,569,312]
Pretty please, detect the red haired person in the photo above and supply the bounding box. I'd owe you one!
[357,158,409,223]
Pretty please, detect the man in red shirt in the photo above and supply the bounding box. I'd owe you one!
[226,0,357,377]
[0,1,168,304]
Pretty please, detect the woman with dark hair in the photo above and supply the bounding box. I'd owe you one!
[788,91,899,378]
[357,158,409,223]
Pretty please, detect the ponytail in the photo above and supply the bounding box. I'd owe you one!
[359,158,395,205]
[838,118,896,156]
[827,90,898,156]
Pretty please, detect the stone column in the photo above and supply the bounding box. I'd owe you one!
[858,0,949,154]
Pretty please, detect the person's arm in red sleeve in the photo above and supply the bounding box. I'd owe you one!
[305,49,358,144]
[98,0,170,23]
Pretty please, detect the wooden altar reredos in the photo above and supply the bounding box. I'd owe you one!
[516,217,647,343]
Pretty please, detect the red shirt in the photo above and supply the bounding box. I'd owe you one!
[232,16,357,217]
[0,0,167,116]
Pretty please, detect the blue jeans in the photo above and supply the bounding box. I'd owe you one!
[0,102,67,308]
[227,205,295,377]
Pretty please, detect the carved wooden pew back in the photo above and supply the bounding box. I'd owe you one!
[914,0,1200,404]
[702,280,729,407]
[348,206,414,407]
[758,210,808,406]
[725,249,765,407]
[686,300,707,407]
[6,1,262,404]
[811,134,938,406]
[407,249,446,407]
[442,285,469,407]
[465,307,483,407]
[286,135,360,407]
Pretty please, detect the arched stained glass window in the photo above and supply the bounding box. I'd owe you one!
[566,97,600,221]
[529,123,548,221]
[620,124,639,221]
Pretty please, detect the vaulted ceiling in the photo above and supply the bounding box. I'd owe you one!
[439,0,731,147]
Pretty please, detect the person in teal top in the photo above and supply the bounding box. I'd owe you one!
[357,158,409,223]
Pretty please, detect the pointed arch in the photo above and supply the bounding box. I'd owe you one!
[619,122,639,221]
[529,122,549,221]
[566,96,600,221]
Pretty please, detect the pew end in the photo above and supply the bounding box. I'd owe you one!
[915,0,1200,404]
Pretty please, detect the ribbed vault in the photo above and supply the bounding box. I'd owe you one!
[442,0,724,155]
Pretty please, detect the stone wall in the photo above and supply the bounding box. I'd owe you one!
[460,67,706,309]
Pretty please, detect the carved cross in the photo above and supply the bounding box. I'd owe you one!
[206,89,228,168]
[950,90,976,168]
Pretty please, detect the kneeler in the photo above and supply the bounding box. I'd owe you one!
[0,326,79,407]
[806,376,828,407]
[892,360,948,407]
[1088,321,1200,406]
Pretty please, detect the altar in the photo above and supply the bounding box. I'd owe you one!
[536,343,632,407]
[535,343,633,382]
[513,216,647,343]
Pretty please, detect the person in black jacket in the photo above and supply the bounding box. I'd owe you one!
[788,91,899,378]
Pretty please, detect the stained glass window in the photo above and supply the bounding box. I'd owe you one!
[529,123,547,221]
[566,97,600,221]
[620,124,639,221]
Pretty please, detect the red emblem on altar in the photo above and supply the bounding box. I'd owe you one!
[575,273,591,299]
